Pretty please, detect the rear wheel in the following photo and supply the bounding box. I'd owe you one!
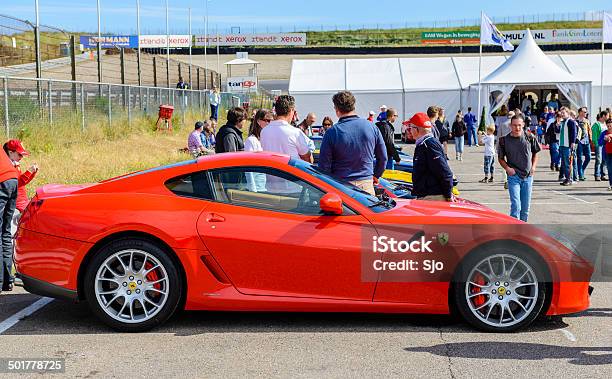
[83,239,182,332]
[454,248,547,332]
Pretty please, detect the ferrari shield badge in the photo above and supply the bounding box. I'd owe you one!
[437,232,449,246]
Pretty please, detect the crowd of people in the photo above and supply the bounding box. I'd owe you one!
[186,90,612,224]
[0,139,39,295]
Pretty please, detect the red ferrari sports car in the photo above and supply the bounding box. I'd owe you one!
[15,153,593,332]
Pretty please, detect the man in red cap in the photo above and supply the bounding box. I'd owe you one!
[3,139,39,230]
[408,113,456,202]
[0,140,19,293]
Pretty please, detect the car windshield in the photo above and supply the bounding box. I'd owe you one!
[290,159,396,213]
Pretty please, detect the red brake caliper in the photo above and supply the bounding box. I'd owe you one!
[471,273,486,307]
[144,261,161,297]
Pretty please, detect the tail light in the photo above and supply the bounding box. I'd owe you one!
[19,196,44,228]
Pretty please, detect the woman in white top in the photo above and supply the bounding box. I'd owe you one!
[244,109,273,192]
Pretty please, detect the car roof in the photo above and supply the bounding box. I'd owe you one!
[196,152,291,167]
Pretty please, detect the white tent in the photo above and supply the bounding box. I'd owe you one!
[289,58,403,121]
[472,29,591,120]
[400,57,460,119]
[289,45,611,126]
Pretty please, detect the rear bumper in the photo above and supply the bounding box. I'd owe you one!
[17,272,78,302]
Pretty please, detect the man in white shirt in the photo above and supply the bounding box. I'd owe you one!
[209,87,221,121]
[261,95,312,163]
[261,95,313,193]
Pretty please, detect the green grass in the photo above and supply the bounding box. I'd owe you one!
[303,20,602,46]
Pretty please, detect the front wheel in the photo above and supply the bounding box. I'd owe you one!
[453,248,547,332]
[83,239,182,332]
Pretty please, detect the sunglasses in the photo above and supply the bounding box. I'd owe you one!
[262,118,273,123]
[323,123,332,126]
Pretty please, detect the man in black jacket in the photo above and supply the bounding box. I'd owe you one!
[375,108,401,169]
[215,107,246,153]
[408,112,455,202]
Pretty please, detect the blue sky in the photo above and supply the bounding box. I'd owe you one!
[2,0,611,34]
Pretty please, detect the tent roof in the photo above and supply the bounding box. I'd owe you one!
[400,57,460,92]
[289,59,345,93]
[560,53,612,86]
[224,57,260,65]
[481,29,586,85]
[288,49,610,95]
[346,58,403,92]
[452,56,508,89]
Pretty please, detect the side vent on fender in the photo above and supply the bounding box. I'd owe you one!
[200,255,231,284]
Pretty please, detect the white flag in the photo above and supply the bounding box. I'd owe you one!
[604,12,612,44]
[480,13,514,51]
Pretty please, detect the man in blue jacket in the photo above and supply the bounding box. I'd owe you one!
[319,91,387,195]
[463,107,478,147]
[408,112,456,202]
[558,106,578,186]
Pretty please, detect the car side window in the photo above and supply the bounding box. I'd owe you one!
[209,167,325,215]
[165,171,213,200]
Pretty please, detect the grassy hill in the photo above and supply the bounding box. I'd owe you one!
[304,20,602,46]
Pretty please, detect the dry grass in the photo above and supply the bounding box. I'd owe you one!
[14,111,204,197]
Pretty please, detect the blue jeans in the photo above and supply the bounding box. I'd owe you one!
[594,145,607,178]
[467,126,478,146]
[507,174,533,222]
[549,142,560,167]
[210,104,219,120]
[559,146,578,181]
[386,159,395,170]
[484,156,495,175]
[607,154,612,186]
[455,136,464,154]
[559,146,574,182]
[571,149,578,181]
[0,179,17,290]
[576,142,591,179]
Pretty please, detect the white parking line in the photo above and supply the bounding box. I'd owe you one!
[481,202,583,205]
[0,297,54,335]
[560,329,577,342]
[551,190,598,205]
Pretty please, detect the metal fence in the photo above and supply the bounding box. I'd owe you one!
[0,76,274,137]
[0,14,220,89]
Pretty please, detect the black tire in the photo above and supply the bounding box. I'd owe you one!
[83,238,182,332]
[453,246,548,332]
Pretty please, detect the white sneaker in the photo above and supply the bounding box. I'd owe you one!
[608,186,612,191]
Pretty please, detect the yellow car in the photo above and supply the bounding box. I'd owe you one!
[382,169,460,196]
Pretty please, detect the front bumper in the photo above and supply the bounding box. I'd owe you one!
[17,272,78,302]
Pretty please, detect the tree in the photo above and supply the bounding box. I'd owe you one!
[478,106,486,133]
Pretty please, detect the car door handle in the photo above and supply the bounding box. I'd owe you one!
[206,213,226,223]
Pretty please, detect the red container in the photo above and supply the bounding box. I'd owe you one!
[158,105,174,120]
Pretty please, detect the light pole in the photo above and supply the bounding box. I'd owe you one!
[97,0,102,83]
[136,0,141,86]
[204,0,209,86]
[34,0,41,79]
[165,0,170,88]
[188,7,192,87]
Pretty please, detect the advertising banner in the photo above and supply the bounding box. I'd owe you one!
[421,31,480,45]
[195,33,307,47]
[502,29,602,44]
[79,35,138,49]
[421,29,602,45]
[227,76,258,93]
[139,35,192,48]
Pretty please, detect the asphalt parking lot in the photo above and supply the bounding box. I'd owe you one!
[0,144,610,378]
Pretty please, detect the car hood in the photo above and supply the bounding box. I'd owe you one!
[367,198,520,225]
